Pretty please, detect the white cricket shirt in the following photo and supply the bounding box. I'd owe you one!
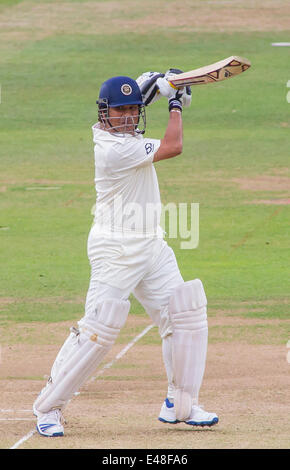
[92,124,162,236]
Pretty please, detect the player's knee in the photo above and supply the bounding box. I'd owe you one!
[79,298,130,348]
[150,280,207,339]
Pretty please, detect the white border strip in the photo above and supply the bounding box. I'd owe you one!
[1,409,32,413]
[89,323,154,382]
[10,429,36,449]
[0,418,35,421]
[271,42,290,47]
[9,323,154,449]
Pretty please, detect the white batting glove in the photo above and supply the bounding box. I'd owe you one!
[156,76,180,100]
[156,76,185,112]
[136,71,165,106]
[165,68,192,108]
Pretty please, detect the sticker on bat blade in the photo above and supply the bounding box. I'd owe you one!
[224,69,233,78]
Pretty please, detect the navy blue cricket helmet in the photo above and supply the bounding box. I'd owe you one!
[97,76,144,108]
[97,76,146,134]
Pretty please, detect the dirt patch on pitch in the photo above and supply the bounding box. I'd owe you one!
[232,175,290,192]
[1,313,290,449]
[248,199,290,205]
[0,0,289,46]
[0,297,15,308]
[232,174,290,205]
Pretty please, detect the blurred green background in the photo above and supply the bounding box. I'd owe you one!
[0,1,289,343]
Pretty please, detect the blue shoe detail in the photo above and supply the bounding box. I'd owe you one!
[158,398,178,424]
[36,424,64,437]
[158,417,178,424]
[186,416,219,427]
[165,398,174,408]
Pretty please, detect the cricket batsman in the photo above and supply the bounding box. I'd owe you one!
[33,71,218,436]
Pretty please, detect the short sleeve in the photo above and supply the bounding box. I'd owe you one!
[106,137,160,173]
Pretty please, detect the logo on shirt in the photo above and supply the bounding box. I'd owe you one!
[121,84,133,96]
[145,142,154,155]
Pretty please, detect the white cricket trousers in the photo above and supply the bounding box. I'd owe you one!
[84,224,184,339]
[81,224,185,398]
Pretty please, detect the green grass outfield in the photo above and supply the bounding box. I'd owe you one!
[0,1,289,344]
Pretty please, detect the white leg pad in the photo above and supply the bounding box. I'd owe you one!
[34,298,130,413]
[169,279,208,421]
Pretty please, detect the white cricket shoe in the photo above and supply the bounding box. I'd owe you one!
[158,398,218,427]
[35,409,64,437]
[185,404,219,427]
[158,398,178,424]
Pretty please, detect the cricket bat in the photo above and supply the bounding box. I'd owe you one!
[168,56,251,88]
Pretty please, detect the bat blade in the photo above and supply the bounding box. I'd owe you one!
[168,56,251,88]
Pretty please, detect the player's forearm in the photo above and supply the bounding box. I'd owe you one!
[153,110,183,162]
[166,110,183,151]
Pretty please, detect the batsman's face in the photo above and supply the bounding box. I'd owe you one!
[107,105,140,134]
